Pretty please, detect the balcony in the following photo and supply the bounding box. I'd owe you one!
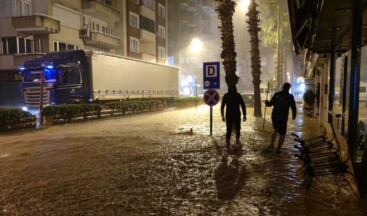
[141,53,156,63]
[140,29,156,43]
[13,53,45,66]
[139,5,155,21]
[82,0,120,23]
[81,31,120,50]
[11,14,60,36]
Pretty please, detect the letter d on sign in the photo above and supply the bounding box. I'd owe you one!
[206,65,217,77]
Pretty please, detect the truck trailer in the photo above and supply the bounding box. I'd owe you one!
[20,50,179,108]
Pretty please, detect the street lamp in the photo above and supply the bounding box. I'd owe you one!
[190,38,203,54]
[239,0,250,11]
[190,38,203,98]
[179,38,203,97]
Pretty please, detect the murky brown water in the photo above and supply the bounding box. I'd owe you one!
[0,104,366,215]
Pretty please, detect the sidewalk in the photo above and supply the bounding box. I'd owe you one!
[219,102,366,215]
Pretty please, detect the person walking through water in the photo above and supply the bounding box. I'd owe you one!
[265,83,297,153]
[221,85,247,152]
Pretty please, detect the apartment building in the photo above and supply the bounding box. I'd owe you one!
[167,0,220,96]
[125,0,167,64]
[0,0,168,72]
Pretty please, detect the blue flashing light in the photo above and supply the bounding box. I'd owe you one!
[44,67,56,81]
[46,65,54,69]
[89,98,93,102]
[19,66,26,71]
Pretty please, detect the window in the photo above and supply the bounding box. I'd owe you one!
[158,4,165,18]
[157,25,165,38]
[14,0,31,16]
[57,67,81,85]
[8,38,17,54]
[0,37,34,54]
[130,37,140,53]
[167,56,174,65]
[203,20,211,31]
[53,41,78,52]
[129,12,139,28]
[89,20,114,37]
[19,38,33,53]
[158,46,165,59]
[142,0,154,10]
[94,23,100,32]
[140,16,155,33]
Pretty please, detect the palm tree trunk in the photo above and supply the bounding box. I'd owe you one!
[215,0,238,87]
[247,0,262,117]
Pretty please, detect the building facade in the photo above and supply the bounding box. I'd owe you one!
[167,0,220,96]
[0,0,168,72]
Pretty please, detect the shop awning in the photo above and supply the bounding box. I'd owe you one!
[288,0,367,56]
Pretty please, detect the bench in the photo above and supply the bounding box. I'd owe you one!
[293,120,355,189]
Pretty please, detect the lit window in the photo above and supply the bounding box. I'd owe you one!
[130,37,140,53]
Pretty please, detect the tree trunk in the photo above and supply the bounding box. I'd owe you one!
[215,0,238,87]
[247,0,262,117]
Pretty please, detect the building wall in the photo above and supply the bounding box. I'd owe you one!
[167,0,219,95]
[0,0,168,72]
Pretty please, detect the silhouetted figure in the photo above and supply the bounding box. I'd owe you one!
[265,83,297,153]
[221,85,247,152]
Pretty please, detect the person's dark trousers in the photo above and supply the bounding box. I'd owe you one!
[226,116,241,145]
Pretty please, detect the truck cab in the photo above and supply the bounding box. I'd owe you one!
[20,51,89,108]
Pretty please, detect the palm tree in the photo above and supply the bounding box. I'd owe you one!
[246,0,262,117]
[215,0,238,88]
[258,0,291,90]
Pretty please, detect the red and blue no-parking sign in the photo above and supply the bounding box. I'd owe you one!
[203,89,220,106]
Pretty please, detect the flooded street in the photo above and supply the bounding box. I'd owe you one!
[0,104,366,215]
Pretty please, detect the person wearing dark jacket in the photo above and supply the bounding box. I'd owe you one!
[265,83,297,153]
[221,85,247,152]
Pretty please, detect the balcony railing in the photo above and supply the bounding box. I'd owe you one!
[82,0,120,23]
[12,14,60,35]
[139,5,155,21]
[82,31,120,49]
[140,29,156,43]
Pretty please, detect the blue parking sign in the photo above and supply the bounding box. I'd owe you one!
[203,62,220,89]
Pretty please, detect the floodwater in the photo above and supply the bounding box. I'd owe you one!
[0,104,366,215]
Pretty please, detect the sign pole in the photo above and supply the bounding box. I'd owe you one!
[203,61,220,136]
[210,106,213,135]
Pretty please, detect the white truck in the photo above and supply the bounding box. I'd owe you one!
[20,50,179,107]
